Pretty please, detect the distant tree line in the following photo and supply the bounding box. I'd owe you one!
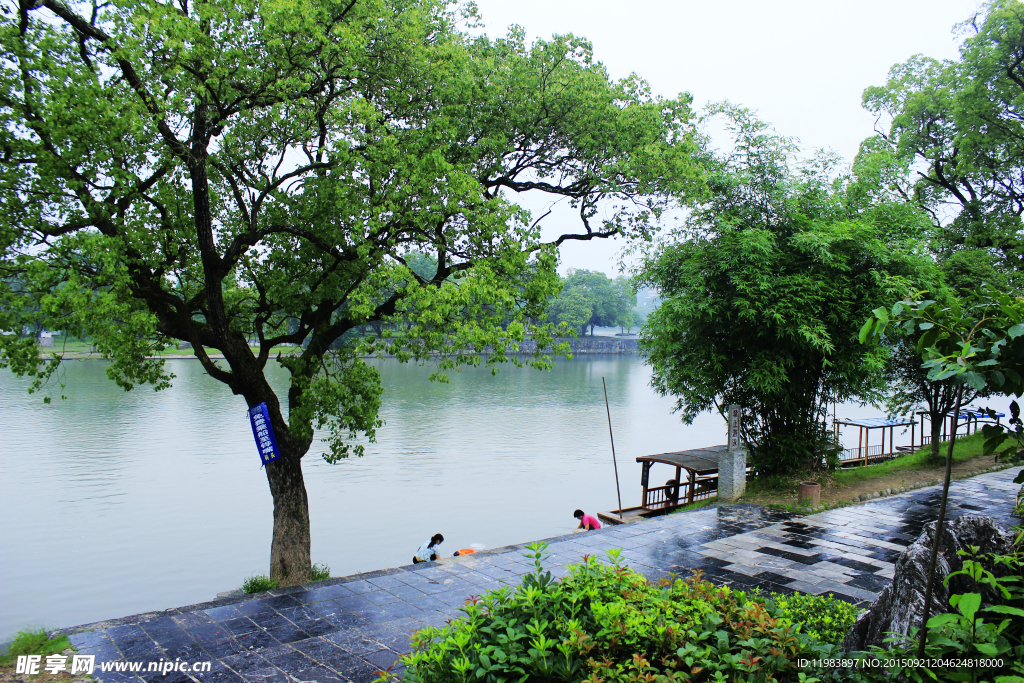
[348,263,647,342]
[545,269,643,336]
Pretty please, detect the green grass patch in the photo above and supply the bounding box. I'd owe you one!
[0,630,72,667]
[43,338,95,354]
[746,473,799,496]
[241,562,330,594]
[241,574,279,594]
[832,431,987,487]
[37,338,301,358]
[744,432,991,498]
[766,501,829,515]
[150,344,299,357]
[666,497,716,515]
[311,563,330,582]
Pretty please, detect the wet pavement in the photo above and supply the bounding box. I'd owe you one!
[59,467,1021,683]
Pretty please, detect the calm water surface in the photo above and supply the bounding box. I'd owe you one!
[0,354,888,639]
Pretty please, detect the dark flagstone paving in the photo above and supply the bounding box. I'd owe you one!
[60,467,1022,683]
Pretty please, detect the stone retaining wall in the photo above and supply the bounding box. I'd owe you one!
[522,336,638,354]
[355,335,639,357]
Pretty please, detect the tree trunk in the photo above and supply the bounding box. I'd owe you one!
[265,453,312,586]
[929,414,943,462]
[916,385,963,658]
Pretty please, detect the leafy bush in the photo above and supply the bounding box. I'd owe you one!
[0,630,72,666]
[771,592,860,645]
[382,542,850,683]
[311,563,331,582]
[240,562,328,594]
[846,541,1024,682]
[241,574,279,594]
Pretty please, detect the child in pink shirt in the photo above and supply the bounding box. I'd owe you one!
[574,509,601,531]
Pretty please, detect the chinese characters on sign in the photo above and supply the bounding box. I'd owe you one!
[728,405,741,450]
[248,402,281,465]
[16,655,95,675]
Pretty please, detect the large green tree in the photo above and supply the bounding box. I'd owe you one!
[546,269,635,336]
[862,286,1024,657]
[849,141,984,462]
[863,0,1024,278]
[0,0,701,583]
[876,247,1011,461]
[635,107,933,474]
[883,330,982,463]
[546,285,592,334]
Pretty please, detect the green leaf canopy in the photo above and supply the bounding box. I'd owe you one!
[635,107,934,474]
[0,0,704,581]
[863,0,1024,278]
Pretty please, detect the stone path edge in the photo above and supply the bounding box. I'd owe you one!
[49,463,1022,639]
[47,533,581,639]
[13,467,1018,683]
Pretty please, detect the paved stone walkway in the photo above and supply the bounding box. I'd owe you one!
[61,467,1021,683]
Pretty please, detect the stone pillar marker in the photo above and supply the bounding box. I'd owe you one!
[718,404,746,503]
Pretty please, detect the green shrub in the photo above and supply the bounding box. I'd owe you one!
[382,542,849,683]
[240,562,329,594]
[240,574,279,594]
[311,563,331,582]
[771,592,860,644]
[845,541,1024,682]
[0,630,72,667]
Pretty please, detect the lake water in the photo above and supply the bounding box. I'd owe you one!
[0,354,892,640]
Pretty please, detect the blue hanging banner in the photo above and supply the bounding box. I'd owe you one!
[248,402,281,466]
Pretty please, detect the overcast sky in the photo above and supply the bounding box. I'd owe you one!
[469,0,980,275]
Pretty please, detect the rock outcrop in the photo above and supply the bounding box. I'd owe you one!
[841,516,1014,652]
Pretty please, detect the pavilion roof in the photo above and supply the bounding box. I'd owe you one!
[834,417,916,428]
[636,445,726,472]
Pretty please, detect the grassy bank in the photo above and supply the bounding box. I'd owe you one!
[743,431,1012,510]
[831,431,988,486]
[35,337,300,359]
[0,631,71,666]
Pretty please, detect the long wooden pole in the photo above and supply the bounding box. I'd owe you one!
[602,377,624,520]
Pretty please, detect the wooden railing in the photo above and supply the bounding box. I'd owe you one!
[643,484,676,509]
[838,444,899,465]
[840,444,881,461]
[642,476,719,510]
[693,476,719,500]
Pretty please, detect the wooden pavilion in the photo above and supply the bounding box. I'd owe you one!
[834,417,916,467]
[915,406,1005,445]
[598,446,725,525]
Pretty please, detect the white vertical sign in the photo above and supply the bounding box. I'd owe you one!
[728,404,740,450]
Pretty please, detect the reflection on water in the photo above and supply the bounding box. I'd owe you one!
[0,354,888,639]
